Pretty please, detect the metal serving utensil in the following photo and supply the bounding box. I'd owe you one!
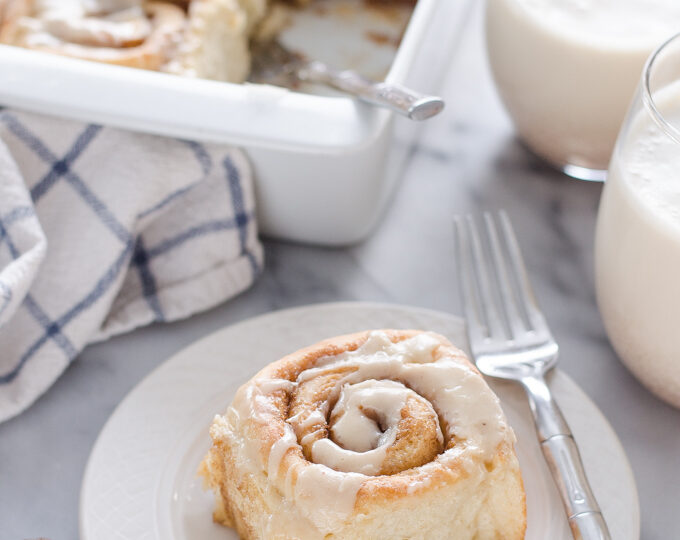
[249,39,445,121]
[454,210,611,540]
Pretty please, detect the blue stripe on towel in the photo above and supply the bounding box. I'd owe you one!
[30,125,102,202]
[0,206,35,258]
[146,217,248,259]
[0,209,77,370]
[133,238,164,322]
[0,239,134,384]
[65,162,130,244]
[224,157,260,277]
[137,183,196,220]
[0,212,78,380]
[0,221,19,260]
[137,142,212,220]
[23,295,77,359]
[183,141,212,175]
[1,114,99,202]
[1,206,35,227]
[1,118,131,245]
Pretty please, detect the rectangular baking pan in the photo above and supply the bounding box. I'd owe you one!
[0,0,471,245]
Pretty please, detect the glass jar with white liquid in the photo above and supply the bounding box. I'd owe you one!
[595,32,680,407]
[486,0,680,181]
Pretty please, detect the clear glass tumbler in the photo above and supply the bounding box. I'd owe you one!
[485,0,676,181]
[595,32,680,407]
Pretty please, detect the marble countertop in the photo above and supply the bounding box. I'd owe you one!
[1,3,678,539]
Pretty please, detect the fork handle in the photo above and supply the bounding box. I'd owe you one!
[522,375,612,540]
[298,61,445,121]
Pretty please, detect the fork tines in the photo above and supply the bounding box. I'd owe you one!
[454,211,549,344]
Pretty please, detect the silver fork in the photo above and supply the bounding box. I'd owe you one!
[454,211,611,540]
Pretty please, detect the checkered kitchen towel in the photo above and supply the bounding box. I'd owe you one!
[0,109,263,423]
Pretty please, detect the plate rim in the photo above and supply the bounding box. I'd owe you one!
[79,300,640,539]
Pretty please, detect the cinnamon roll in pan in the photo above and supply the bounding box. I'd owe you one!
[0,0,186,70]
[163,0,265,84]
[201,329,526,539]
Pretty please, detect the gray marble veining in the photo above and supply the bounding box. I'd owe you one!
[1,3,678,539]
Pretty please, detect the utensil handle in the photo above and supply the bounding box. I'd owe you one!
[521,375,611,540]
[300,61,444,121]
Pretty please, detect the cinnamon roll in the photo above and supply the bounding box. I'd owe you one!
[163,0,267,83]
[200,329,526,539]
[0,0,186,70]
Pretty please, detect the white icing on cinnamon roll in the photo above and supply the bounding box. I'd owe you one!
[0,0,185,70]
[201,329,526,539]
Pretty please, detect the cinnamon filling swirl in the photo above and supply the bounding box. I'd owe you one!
[0,0,185,69]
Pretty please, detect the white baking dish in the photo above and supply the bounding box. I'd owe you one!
[0,0,470,245]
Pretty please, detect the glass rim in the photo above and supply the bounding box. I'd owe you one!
[643,31,680,145]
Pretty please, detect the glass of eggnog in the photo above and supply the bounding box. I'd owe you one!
[595,32,680,407]
[485,0,680,181]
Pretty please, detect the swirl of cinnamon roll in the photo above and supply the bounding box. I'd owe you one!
[201,329,526,540]
[0,0,185,70]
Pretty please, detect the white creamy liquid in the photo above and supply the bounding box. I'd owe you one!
[486,0,680,171]
[595,80,680,407]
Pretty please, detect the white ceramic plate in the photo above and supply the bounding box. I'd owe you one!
[80,302,639,540]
